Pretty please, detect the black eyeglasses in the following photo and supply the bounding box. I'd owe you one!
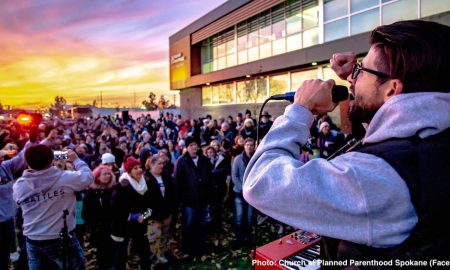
[351,63,390,80]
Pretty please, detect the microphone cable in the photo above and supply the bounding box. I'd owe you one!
[251,85,350,266]
[252,96,273,269]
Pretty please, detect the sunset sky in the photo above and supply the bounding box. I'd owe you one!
[0,0,227,109]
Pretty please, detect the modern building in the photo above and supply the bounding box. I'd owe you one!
[169,0,450,133]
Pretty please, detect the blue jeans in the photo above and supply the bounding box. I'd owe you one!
[181,206,207,256]
[26,233,85,270]
[233,192,253,243]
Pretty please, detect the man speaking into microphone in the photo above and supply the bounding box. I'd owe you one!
[243,19,450,263]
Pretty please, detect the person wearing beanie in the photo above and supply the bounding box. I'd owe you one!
[13,145,94,269]
[110,156,159,270]
[101,152,121,180]
[239,118,257,140]
[101,153,115,165]
[319,121,331,134]
[174,136,214,258]
[317,121,344,158]
[82,165,115,270]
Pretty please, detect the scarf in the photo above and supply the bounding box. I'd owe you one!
[241,151,251,167]
[119,173,148,195]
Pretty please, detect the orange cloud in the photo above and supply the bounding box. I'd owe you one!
[0,0,226,109]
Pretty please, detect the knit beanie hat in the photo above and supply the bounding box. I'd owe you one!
[185,136,197,147]
[124,156,141,173]
[101,153,116,164]
[93,165,113,179]
[319,122,331,133]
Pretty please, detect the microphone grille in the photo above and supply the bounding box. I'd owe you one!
[332,85,349,103]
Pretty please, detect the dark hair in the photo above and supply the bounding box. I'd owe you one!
[25,145,54,170]
[244,137,255,145]
[150,155,163,164]
[370,20,450,93]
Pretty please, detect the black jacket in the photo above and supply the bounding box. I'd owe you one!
[174,153,213,208]
[110,177,159,238]
[82,188,114,232]
[322,128,450,263]
[146,172,176,219]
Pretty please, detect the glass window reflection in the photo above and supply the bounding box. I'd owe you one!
[324,0,348,21]
[351,8,379,35]
[382,0,417,25]
[202,86,212,105]
[351,0,377,13]
[291,69,317,91]
[421,0,450,17]
[325,18,347,42]
[270,74,289,96]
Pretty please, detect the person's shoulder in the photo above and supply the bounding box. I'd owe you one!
[234,154,243,163]
[12,177,25,189]
[116,178,131,188]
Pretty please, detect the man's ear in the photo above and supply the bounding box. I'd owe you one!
[384,79,403,101]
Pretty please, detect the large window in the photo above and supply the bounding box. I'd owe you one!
[201,27,235,73]
[350,7,379,35]
[269,74,289,96]
[382,0,417,25]
[324,0,347,21]
[259,11,272,59]
[200,0,448,74]
[200,0,320,73]
[202,86,212,105]
[256,77,268,103]
[202,68,332,106]
[421,0,450,17]
[291,69,317,91]
[324,18,347,42]
[237,22,248,65]
[272,4,286,56]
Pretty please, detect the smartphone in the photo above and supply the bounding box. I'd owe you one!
[54,151,69,160]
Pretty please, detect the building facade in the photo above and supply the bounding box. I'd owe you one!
[169,0,450,133]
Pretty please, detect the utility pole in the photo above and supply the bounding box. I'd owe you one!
[100,90,103,108]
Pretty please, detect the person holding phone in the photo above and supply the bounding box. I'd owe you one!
[13,145,93,269]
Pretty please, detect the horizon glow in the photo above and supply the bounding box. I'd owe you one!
[0,0,226,109]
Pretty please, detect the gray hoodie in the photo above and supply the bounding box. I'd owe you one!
[0,150,26,222]
[243,92,450,248]
[13,158,94,240]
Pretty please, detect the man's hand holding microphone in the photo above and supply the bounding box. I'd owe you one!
[293,52,356,115]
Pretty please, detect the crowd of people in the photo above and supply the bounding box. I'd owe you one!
[0,107,346,270]
[1,19,449,270]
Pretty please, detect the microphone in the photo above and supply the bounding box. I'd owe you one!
[270,85,349,103]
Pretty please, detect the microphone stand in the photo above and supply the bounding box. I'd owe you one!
[60,209,71,270]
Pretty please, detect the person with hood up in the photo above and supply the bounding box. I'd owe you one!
[13,145,94,270]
